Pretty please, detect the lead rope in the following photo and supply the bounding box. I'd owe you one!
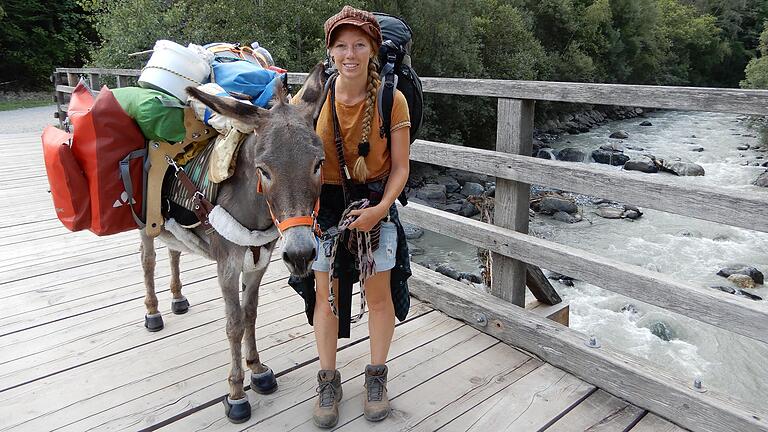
[327,199,376,323]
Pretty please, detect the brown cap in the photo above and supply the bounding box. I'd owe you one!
[324,5,382,50]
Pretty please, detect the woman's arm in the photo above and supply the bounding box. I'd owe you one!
[348,126,410,231]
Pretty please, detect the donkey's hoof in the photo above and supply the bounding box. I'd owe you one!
[223,396,251,424]
[144,313,164,332]
[251,366,278,394]
[171,296,189,315]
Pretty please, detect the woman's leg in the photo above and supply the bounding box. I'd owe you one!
[312,271,343,428]
[365,270,394,364]
[313,271,339,370]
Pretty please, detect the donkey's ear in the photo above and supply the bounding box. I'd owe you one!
[295,62,329,124]
[186,86,269,131]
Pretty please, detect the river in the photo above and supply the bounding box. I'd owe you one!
[409,109,768,410]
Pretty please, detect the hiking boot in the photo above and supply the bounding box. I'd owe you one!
[313,369,342,428]
[363,364,390,421]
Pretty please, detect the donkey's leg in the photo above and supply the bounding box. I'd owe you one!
[218,258,251,423]
[242,266,277,394]
[168,249,189,314]
[140,230,163,332]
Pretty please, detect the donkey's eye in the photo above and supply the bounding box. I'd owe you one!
[314,161,323,174]
[259,168,271,181]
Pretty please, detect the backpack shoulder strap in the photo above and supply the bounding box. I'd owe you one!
[377,53,399,147]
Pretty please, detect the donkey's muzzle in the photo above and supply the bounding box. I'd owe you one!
[281,227,317,276]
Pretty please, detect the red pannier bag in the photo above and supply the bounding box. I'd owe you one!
[67,82,147,236]
[41,126,91,231]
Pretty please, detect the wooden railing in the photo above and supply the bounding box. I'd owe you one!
[54,68,768,431]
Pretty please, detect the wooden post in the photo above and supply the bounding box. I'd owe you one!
[491,98,534,306]
[66,72,78,87]
[116,75,127,88]
[89,73,100,89]
[52,72,65,128]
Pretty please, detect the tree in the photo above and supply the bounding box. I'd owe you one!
[0,0,96,89]
[741,20,768,89]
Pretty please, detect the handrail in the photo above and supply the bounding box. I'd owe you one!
[399,202,768,345]
[287,72,768,115]
[411,139,768,233]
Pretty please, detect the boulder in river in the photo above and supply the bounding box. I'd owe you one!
[435,264,461,280]
[539,196,578,214]
[717,265,764,285]
[595,207,624,219]
[557,147,586,162]
[553,211,579,223]
[648,321,675,341]
[624,159,658,173]
[436,176,461,194]
[689,146,705,152]
[640,121,653,126]
[754,170,768,187]
[415,184,447,203]
[459,200,480,217]
[600,143,625,152]
[728,274,757,289]
[591,149,630,166]
[460,181,485,197]
[657,160,705,176]
[737,144,750,151]
[609,130,629,139]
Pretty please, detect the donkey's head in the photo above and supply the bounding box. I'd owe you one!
[186,64,328,276]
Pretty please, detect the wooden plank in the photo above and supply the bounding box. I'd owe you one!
[0,258,214,336]
[400,203,768,345]
[525,292,569,327]
[407,264,768,432]
[440,363,594,431]
[334,343,542,432]
[0,274,296,392]
[238,326,501,432]
[154,305,452,432]
[631,413,689,432]
[6,297,430,432]
[286,73,768,115]
[56,67,141,77]
[545,389,645,432]
[409,140,768,233]
[527,263,562,305]
[491,98,533,306]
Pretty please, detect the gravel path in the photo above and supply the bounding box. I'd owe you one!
[0,105,58,134]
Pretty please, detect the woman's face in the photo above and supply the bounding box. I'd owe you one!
[330,26,374,81]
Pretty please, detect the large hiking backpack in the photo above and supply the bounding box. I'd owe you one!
[373,12,423,144]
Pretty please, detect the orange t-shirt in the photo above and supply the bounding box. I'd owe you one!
[309,88,410,185]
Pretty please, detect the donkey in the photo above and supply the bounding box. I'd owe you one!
[137,64,327,423]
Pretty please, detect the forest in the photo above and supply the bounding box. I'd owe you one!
[2,0,767,144]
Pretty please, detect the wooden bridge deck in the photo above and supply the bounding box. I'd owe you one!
[0,132,686,431]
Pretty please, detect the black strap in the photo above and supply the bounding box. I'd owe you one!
[377,55,398,145]
[329,76,353,205]
[119,148,147,229]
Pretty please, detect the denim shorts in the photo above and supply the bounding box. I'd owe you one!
[312,221,398,273]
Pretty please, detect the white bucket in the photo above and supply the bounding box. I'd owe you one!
[139,40,211,102]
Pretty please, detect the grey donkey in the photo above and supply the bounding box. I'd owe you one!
[137,64,328,423]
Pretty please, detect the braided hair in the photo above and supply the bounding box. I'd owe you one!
[352,57,380,182]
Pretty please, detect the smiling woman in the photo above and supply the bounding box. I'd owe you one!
[287,5,413,429]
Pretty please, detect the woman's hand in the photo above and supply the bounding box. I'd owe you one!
[347,205,388,232]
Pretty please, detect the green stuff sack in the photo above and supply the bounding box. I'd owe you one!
[112,87,186,143]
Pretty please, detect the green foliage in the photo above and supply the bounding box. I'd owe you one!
[0,0,97,89]
[741,20,768,89]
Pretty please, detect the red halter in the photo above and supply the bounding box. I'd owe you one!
[257,172,322,237]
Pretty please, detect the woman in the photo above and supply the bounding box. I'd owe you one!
[297,5,411,429]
